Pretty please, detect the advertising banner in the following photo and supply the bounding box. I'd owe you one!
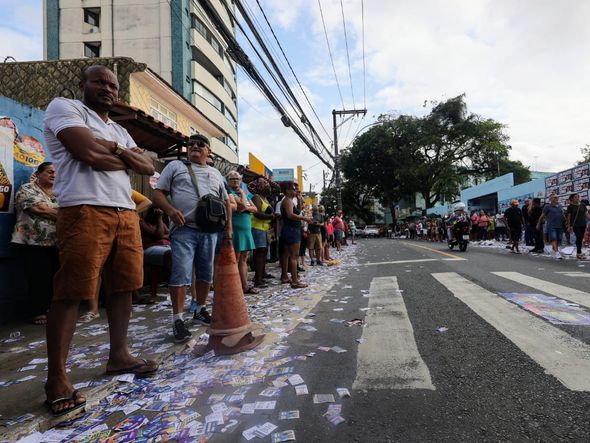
[272,168,294,182]
[545,163,590,205]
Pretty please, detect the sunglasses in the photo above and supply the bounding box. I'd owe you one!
[189,141,208,149]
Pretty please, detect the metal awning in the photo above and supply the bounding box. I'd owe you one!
[109,102,187,156]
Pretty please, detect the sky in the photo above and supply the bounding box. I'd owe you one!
[2,0,590,193]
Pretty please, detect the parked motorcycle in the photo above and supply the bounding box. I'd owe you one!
[447,221,470,252]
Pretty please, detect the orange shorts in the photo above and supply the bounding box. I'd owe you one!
[54,205,144,300]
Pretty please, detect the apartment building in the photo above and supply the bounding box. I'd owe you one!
[43,0,239,162]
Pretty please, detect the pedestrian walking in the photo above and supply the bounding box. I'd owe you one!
[566,193,589,260]
[537,194,564,259]
[504,200,524,253]
[529,198,544,253]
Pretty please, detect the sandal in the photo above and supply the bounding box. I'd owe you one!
[254,282,269,288]
[577,254,587,260]
[105,358,159,378]
[290,282,308,289]
[45,389,86,417]
[280,279,291,284]
[78,312,100,323]
[263,273,276,279]
[244,286,260,294]
[32,315,47,325]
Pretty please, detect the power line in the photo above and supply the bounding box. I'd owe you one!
[252,0,333,142]
[361,0,366,109]
[196,0,333,168]
[318,0,345,109]
[228,0,333,161]
[340,0,356,109]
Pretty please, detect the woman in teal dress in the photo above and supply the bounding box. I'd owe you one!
[227,171,258,294]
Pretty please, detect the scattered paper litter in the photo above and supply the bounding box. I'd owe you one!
[436,327,449,333]
[295,385,309,395]
[272,430,296,442]
[336,388,351,398]
[279,410,300,420]
[313,394,335,404]
[288,374,305,385]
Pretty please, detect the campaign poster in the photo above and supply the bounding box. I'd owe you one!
[559,183,574,195]
[545,175,558,188]
[0,126,14,213]
[573,178,590,193]
[573,164,590,180]
[558,169,573,184]
[546,185,559,196]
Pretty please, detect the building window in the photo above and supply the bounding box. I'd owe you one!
[150,98,177,129]
[84,42,101,58]
[217,135,237,152]
[193,81,223,113]
[84,8,100,27]
[191,14,224,58]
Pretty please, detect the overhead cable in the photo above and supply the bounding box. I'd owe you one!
[340,0,356,109]
[317,0,345,109]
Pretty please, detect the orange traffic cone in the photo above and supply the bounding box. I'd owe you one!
[204,231,265,356]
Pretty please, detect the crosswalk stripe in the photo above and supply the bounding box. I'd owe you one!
[492,272,590,310]
[433,272,590,392]
[352,276,435,391]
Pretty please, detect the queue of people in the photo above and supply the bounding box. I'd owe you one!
[6,64,355,416]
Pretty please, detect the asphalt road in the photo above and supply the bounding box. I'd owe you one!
[283,238,590,443]
[3,238,590,442]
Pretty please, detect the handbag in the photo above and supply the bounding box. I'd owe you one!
[185,164,226,233]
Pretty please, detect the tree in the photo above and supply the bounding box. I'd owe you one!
[320,181,377,223]
[577,144,590,165]
[341,95,518,209]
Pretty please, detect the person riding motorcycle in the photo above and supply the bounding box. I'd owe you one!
[447,202,470,241]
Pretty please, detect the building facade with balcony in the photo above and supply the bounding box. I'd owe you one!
[43,0,239,162]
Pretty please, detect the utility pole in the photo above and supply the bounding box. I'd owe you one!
[333,108,367,210]
[322,170,326,192]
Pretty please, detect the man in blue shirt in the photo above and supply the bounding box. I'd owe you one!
[537,194,564,259]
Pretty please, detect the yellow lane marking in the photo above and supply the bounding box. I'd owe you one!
[405,243,465,260]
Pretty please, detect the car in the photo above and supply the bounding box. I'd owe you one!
[362,225,379,238]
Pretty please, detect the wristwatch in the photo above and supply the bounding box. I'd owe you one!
[113,142,127,156]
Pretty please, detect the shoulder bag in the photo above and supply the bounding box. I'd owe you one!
[185,163,226,233]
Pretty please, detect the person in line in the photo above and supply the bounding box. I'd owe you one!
[249,177,274,288]
[522,198,534,246]
[478,210,489,241]
[227,170,258,293]
[486,212,496,241]
[279,181,313,288]
[319,205,331,262]
[495,213,507,241]
[43,65,157,415]
[11,162,58,326]
[566,192,589,260]
[307,205,324,266]
[529,198,544,253]
[470,211,479,241]
[153,134,228,343]
[349,219,357,244]
[537,194,564,259]
[504,200,524,253]
[332,210,345,251]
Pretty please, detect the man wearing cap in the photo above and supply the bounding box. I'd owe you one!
[153,134,229,343]
[504,199,524,253]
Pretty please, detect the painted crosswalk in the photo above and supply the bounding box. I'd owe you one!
[492,271,590,310]
[353,276,435,391]
[355,271,590,393]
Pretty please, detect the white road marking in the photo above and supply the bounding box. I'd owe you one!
[362,257,466,266]
[492,272,590,310]
[353,276,435,391]
[554,272,590,278]
[434,272,590,391]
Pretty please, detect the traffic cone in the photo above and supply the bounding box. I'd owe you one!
[204,230,265,356]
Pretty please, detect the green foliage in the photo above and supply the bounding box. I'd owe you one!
[341,95,517,209]
[578,144,590,165]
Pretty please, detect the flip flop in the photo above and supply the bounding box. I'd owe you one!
[280,279,291,284]
[105,358,159,378]
[45,389,86,417]
[32,315,47,325]
[244,286,260,294]
[290,282,308,289]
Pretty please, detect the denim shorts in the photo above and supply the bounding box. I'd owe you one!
[170,226,217,286]
[548,227,563,242]
[335,230,344,241]
[144,245,171,266]
[281,225,301,245]
[251,228,268,249]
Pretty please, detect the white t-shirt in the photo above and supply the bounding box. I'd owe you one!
[43,98,137,209]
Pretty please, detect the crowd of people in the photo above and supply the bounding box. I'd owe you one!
[7,65,356,416]
[395,195,590,260]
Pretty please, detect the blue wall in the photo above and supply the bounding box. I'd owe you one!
[171,0,192,100]
[0,97,49,324]
[497,179,545,211]
[460,173,514,202]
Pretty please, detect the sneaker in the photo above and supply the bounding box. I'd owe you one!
[297,266,306,272]
[316,261,325,266]
[189,299,198,314]
[193,308,211,325]
[173,319,192,343]
[310,260,315,266]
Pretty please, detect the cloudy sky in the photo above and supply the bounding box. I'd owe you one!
[2,1,589,192]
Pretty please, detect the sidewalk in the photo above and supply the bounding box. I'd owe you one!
[0,248,354,442]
